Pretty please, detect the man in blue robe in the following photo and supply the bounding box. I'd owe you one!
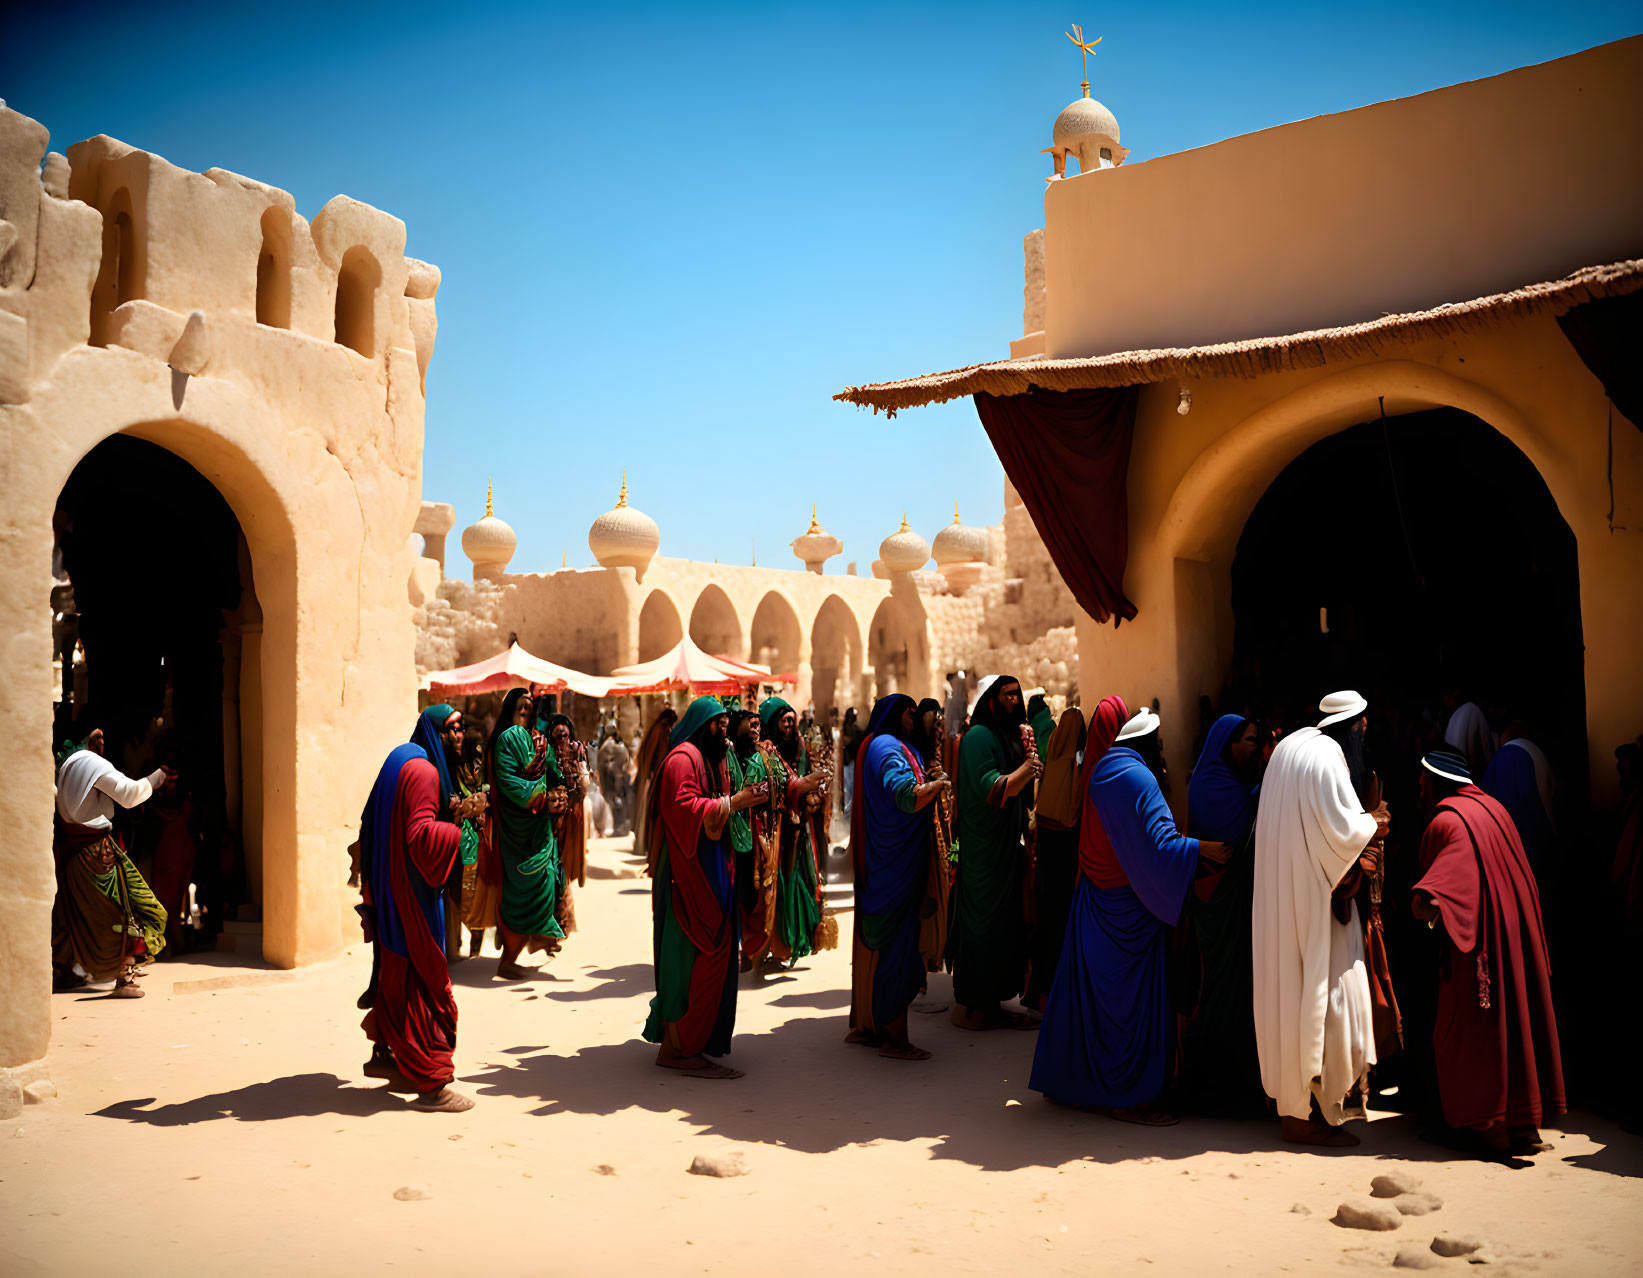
[1029,708,1227,1124]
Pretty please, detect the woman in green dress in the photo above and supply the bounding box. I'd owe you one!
[485,689,570,980]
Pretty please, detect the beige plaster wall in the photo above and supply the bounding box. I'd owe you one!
[1043,37,1643,359]
[1071,316,1643,819]
[0,107,437,1105]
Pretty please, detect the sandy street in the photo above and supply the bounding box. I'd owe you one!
[3,836,1638,1277]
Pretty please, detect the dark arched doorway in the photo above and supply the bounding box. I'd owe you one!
[1225,407,1584,783]
[53,434,263,958]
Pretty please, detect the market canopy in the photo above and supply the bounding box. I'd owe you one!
[607,634,790,696]
[421,642,617,698]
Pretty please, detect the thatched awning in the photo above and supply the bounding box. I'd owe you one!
[834,259,1643,415]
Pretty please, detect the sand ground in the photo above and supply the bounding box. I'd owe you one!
[3,835,1639,1277]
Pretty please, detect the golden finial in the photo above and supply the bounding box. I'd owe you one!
[616,470,628,509]
[561,550,567,569]
[485,477,494,518]
[953,501,962,524]
[1067,24,1101,97]
[807,504,822,535]
[899,507,910,534]
[752,536,756,566]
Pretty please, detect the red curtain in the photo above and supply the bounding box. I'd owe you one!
[973,386,1140,625]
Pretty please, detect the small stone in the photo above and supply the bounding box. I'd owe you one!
[1290,1204,1311,1216]
[1332,1199,1403,1232]
[1395,1192,1444,1216]
[592,1164,617,1176]
[393,1184,431,1201]
[688,1150,749,1178]
[1431,1235,1485,1258]
[1392,1245,1445,1269]
[22,1080,56,1105]
[1372,1172,1423,1198]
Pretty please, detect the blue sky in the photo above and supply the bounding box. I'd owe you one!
[5,2,1637,572]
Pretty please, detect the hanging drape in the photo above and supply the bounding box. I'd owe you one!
[973,386,1141,625]
[1557,290,1643,434]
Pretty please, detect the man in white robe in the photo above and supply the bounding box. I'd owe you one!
[1252,690,1385,1146]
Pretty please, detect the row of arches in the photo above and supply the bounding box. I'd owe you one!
[633,583,924,714]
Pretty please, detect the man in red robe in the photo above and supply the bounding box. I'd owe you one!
[358,742,469,1112]
[642,697,766,1079]
[1412,747,1564,1157]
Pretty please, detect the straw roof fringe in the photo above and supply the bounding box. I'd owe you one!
[834,259,1643,415]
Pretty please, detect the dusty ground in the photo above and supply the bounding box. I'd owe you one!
[3,836,1639,1277]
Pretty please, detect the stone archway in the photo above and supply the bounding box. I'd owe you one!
[868,597,918,699]
[637,589,684,661]
[688,583,744,662]
[749,590,802,677]
[810,594,864,719]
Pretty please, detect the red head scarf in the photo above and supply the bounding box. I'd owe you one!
[1076,695,1130,885]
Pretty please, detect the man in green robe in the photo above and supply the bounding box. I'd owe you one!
[643,697,765,1078]
[1028,692,1056,759]
[948,674,1042,1029]
[486,689,570,981]
[757,697,828,968]
[726,710,774,970]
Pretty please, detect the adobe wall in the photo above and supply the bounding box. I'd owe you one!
[1043,37,1643,359]
[0,107,437,1112]
[1072,314,1643,818]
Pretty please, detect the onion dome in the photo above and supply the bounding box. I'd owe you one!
[1053,96,1121,150]
[878,510,931,575]
[588,472,660,583]
[791,506,844,574]
[460,479,517,579]
[931,503,989,567]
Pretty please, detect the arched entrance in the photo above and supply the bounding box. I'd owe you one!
[689,584,743,661]
[53,435,266,955]
[810,595,863,719]
[1224,407,1585,788]
[869,597,918,700]
[749,591,801,678]
[637,590,683,661]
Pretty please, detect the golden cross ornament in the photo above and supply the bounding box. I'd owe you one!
[1067,24,1101,95]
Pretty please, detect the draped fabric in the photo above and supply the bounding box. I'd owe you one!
[410,705,459,820]
[972,387,1140,625]
[1076,696,1130,883]
[52,823,168,979]
[643,737,739,1058]
[1481,739,1555,880]
[1029,749,1198,1108]
[1251,728,1379,1124]
[1026,707,1088,1010]
[1445,702,1497,778]
[490,725,565,946]
[1179,715,1264,1112]
[758,704,824,964]
[728,743,777,962]
[948,721,1030,1009]
[358,747,462,1091]
[1415,787,1565,1131]
[1557,289,1643,435]
[634,710,677,875]
[849,703,934,1035]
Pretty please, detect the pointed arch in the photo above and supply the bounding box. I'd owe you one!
[689,582,743,661]
[749,590,802,676]
[637,589,684,662]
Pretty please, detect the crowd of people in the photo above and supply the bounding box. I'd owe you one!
[48,671,1640,1146]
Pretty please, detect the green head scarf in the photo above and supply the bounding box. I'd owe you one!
[758,697,794,736]
[670,696,728,749]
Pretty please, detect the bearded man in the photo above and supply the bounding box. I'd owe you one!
[1252,690,1389,1146]
[643,697,766,1078]
[754,697,828,968]
[948,674,1042,1030]
[724,709,774,967]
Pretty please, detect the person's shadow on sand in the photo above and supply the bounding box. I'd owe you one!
[93,1073,415,1125]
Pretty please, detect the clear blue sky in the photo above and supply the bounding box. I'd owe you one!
[5,2,1637,572]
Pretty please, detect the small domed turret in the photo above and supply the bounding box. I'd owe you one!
[1042,27,1128,180]
[461,479,517,580]
[931,504,990,595]
[878,510,931,575]
[791,507,843,574]
[588,472,660,583]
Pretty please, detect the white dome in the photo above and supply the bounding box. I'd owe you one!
[461,480,516,577]
[1053,95,1120,147]
[931,505,989,566]
[588,473,660,583]
[879,512,930,575]
[790,507,843,573]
